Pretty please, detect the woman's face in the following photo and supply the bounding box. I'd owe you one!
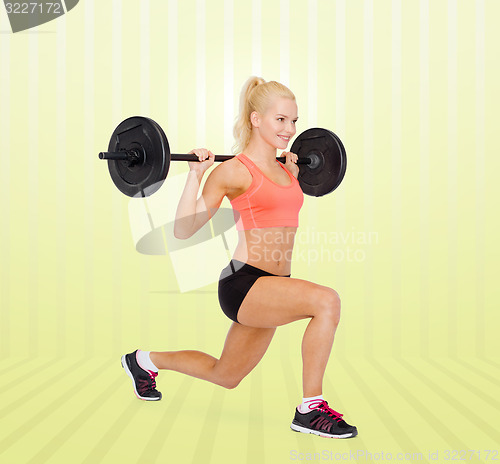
[252,97,298,150]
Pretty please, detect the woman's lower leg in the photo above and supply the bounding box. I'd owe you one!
[150,350,220,384]
[148,324,275,390]
[301,310,339,398]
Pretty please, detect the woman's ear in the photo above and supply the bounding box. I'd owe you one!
[250,111,260,128]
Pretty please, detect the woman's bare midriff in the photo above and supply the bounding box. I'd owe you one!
[231,227,296,276]
[224,157,297,276]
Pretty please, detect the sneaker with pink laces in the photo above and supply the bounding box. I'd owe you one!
[291,399,357,438]
[121,350,162,401]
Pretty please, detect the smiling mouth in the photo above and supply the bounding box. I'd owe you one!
[278,135,290,141]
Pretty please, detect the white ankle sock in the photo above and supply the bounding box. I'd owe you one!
[137,350,158,373]
[298,394,324,413]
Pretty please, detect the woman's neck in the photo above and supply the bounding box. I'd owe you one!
[243,138,277,166]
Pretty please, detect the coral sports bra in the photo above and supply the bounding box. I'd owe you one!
[230,153,304,231]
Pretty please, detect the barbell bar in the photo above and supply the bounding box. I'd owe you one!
[99,150,318,166]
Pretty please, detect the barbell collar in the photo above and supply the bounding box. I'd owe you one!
[99,149,143,167]
[99,151,130,160]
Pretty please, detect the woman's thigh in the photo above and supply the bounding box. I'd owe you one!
[237,276,339,328]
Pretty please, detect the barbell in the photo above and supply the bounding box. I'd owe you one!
[98,116,347,198]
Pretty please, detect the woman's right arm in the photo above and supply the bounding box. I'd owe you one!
[173,149,228,239]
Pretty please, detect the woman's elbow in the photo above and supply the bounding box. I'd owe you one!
[173,227,192,240]
[173,216,196,239]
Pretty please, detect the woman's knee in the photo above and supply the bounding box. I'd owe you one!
[212,364,244,389]
[314,287,341,324]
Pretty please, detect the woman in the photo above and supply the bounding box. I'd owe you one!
[121,77,358,439]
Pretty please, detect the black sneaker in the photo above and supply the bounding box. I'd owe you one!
[291,400,357,438]
[121,350,162,401]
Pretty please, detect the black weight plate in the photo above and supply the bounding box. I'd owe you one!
[291,128,347,197]
[107,116,170,197]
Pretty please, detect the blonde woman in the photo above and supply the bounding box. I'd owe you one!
[121,77,357,439]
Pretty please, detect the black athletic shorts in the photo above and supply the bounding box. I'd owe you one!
[218,259,291,324]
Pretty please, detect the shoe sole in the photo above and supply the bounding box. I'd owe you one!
[121,355,161,401]
[290,422,357,439]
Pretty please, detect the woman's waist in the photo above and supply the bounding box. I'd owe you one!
[231,249,292,276]
[220,258,291,280]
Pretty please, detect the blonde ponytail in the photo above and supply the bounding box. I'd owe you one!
[232,76,295,154]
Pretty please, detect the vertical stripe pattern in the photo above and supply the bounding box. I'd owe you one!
[0,24,10,356]
[0,1,498,462]
[83,0,94,357]
[475,0,485,358]
[447,0,458,358]
[363,0,374,356]
[419,0,430,358]
[391,0,402,357]
[28,32,39,357]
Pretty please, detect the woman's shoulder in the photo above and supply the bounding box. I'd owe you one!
[214,155,252,200]
[214,155,249,179]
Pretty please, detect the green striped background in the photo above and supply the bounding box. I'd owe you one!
[0,0,499,462]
